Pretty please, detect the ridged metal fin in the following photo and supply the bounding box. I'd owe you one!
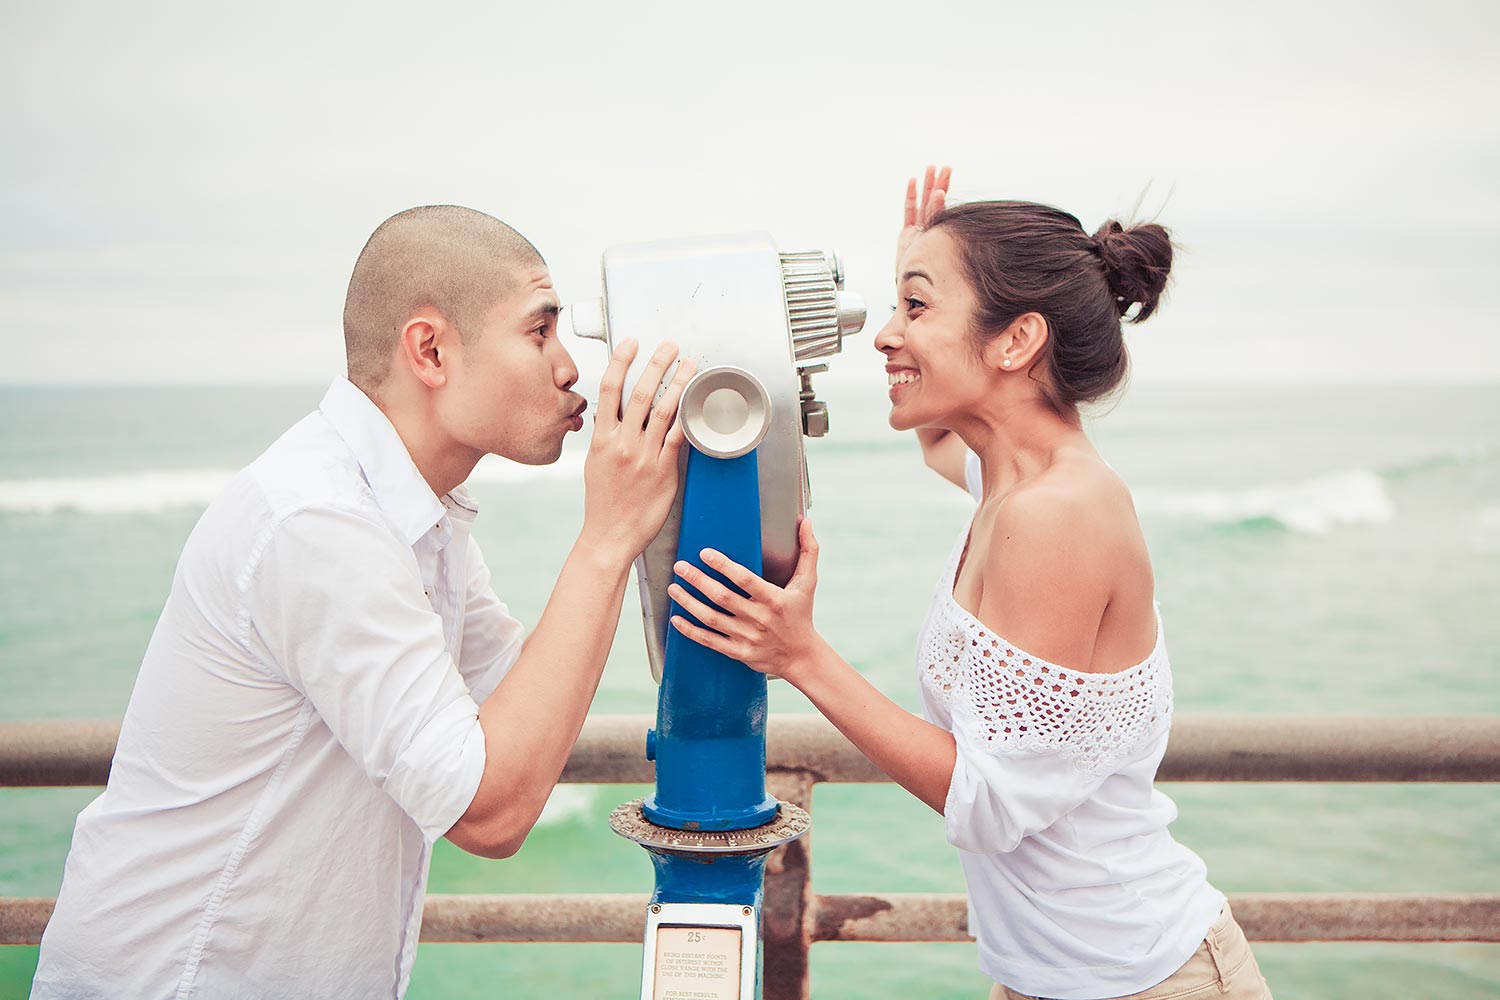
[779,251,842,362]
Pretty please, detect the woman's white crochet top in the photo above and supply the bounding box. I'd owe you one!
[918,562,1172,778]
[914,452,1224,999]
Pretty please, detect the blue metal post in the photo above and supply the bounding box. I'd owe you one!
[643,446,779,831]
[646,851,770,910]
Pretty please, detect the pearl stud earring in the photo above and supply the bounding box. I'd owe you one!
[1002,359,1012,368]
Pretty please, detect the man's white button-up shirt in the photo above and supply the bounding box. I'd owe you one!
[33,379,524,1000]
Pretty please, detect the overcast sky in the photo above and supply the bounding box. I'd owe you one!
[4,0,1497,386]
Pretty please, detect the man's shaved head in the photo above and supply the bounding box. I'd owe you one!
[343,205,544,392]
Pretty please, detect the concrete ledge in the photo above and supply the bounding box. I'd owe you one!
[5,893,1497,947]
[4,714,1500,787]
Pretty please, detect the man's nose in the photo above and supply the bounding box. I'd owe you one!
[553,341,579,391]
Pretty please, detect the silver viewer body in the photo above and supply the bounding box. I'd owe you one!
[570,232,865,682]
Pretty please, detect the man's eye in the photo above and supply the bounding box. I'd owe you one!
[532,325,548,338]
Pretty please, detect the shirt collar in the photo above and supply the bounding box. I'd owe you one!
[319,378,455,548]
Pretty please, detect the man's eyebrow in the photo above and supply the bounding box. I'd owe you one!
[522,301,562,322]
[900,269,932,283]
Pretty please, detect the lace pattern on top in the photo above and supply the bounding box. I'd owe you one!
[919,519,1173,777]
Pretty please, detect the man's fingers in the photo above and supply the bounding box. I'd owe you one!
[595,338,638,430]
[903,177,918,228]
[662,420,686,456]
[647,356,695,448]
[622,341,679,430]
[920,165,935,213]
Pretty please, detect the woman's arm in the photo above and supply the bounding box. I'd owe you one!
[667,519,957,814]
[900,168,970,493]
[768,634,957,814]
[917,428,970,491]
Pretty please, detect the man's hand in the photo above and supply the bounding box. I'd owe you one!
[448,337,694,860]
[581,338,696,564]
[897,165,952,275]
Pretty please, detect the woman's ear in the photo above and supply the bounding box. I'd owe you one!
[985,312,1049,373]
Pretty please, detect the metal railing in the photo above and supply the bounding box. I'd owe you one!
[3,714,1499,1000]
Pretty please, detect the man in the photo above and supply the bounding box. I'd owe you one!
[32,206,694,998]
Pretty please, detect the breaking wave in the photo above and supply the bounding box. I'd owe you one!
[535,784,594,827]
[0,469,238,514]
[1380,443,1495,480]
[1133,469,1397,534]
[466,451,586,484]
[0,452,586,515]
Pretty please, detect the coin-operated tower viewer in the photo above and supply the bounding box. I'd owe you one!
[570,234,864,1000]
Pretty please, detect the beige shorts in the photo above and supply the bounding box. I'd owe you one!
[988,903,1272,1000]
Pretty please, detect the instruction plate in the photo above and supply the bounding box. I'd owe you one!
[640,902,757,1000]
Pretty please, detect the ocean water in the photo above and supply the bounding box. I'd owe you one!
[1,379,1498,999]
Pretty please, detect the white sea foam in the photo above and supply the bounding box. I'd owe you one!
[1383,443,1496,479]
[0,453,587,515]
[0,469,239,514]
[535,784,594,827]
[1133,469,1397,534]
[466,450,586,484]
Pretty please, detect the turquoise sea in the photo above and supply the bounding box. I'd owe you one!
[1,379,1498,999]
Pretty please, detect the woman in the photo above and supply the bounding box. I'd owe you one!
[665,168,1273,999]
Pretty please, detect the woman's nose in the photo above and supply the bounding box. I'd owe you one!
[873,312,902,354]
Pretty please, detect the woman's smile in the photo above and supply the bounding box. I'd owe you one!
[887,366,921,399]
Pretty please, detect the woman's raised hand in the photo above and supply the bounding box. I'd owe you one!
[897,165,952,269]
[667,517,825,684]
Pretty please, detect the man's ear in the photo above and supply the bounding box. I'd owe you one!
[398,313,451,389]
[984,312,1049,373]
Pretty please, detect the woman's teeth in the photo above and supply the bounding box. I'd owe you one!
[888,371,920,386]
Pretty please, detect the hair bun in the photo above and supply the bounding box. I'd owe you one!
[1092,219,1173,323]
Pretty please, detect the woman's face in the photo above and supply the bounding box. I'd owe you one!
[875,227,992,432]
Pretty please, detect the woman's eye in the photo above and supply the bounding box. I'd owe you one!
[904,297,926,312]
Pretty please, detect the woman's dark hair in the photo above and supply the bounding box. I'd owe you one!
[928,201,1173,413]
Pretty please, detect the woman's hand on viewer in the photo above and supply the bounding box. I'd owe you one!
[581,338,696,565]
[667,517,824,684]
[675,516,961,815]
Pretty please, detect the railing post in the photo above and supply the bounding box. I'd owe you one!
[762,768,815,1000]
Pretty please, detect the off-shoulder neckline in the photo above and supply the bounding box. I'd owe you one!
[941,508,1164,682]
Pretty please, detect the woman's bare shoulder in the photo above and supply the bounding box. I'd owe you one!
[996,450,1136,538]
[975,453,1146,669]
